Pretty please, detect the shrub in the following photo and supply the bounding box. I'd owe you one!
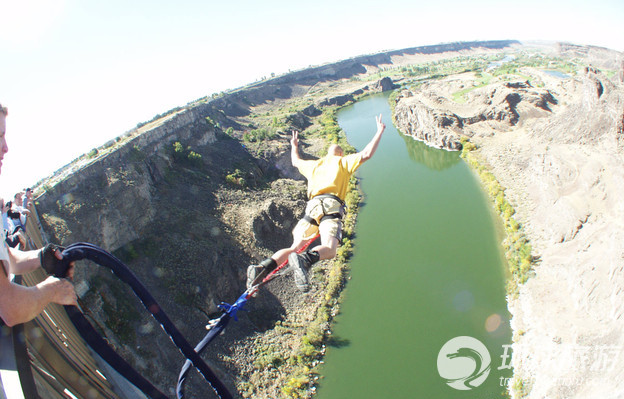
[172,141,184,159]
[187,151,202,167]
[128,145,146,162]
[172,141,203,168]
[243,128,275,142]
[283,369,311,398]
[225,169,246,187]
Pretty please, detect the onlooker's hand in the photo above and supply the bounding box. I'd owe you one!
[41,276,77,306]
[17,231,26,247]
[54,248,75,279]
[40,244,72,277]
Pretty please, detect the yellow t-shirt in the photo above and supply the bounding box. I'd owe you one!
[296,153,363,201]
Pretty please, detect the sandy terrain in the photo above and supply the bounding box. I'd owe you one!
[481,71,624,398]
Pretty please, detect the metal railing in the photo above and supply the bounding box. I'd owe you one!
[1,205,147,399]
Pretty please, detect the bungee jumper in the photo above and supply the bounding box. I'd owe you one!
[247,115,386,293]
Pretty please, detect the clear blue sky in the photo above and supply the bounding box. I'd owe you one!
[1,0,622,198]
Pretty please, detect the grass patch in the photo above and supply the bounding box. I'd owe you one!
[451,73,494,103]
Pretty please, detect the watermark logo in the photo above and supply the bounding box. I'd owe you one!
[437,336,492,390]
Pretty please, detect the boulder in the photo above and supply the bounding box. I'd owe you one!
[302,104,321,117]
[319,94,354,107]
[372,77,396,92]
[286,111,311,130]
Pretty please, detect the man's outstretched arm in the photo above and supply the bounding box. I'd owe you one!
[359,114,386,163]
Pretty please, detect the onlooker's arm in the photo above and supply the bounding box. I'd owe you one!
[0,273,77,327]
[0,246,78,326]
[8,246,75,278]
[7,247,41,275]
[358,114,386,163]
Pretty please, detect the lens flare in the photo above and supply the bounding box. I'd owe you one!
[485,313,502,333]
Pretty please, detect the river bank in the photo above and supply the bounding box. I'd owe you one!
[393,56,624,397]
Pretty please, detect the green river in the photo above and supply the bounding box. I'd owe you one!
[316,94,512,398]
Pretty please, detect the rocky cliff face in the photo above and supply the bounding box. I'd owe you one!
[393,80,557,151]
[483,67,624,399]
[39,107,217,249]
[36,103,302,393]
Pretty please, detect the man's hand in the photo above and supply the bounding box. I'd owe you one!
[376,114,386,133]
[40,276,77,306]
[290,130,299,148]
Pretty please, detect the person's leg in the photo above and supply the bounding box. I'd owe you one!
[289,218,342,292]
[247,218,317,289]
[310,234,339,260]
[270,237,309,266]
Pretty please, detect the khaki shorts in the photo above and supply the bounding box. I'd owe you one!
[292,196,344,242]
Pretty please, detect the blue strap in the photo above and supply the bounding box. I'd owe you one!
[176,292,248,398]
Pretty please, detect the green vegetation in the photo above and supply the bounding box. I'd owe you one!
[460,138,535,298]
[225,169,247,187]
[128,145,146,162]
[442,53,579,103]
[113,243,140,262]
[241,110,290,144]
[171,141,204,168]
[452,75,493,103]
[512,376,531,398]
[90,276,142,344]
[243,128,275,142]
[316,107,356,154]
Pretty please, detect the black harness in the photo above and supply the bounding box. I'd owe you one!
[302,194,346,226]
